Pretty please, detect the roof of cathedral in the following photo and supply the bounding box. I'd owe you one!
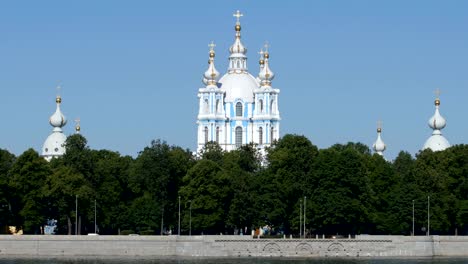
[219,73,258,103]
[218,10,261,103]
[423,93,450,151]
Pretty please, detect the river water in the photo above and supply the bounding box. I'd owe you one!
[0,258,468,264]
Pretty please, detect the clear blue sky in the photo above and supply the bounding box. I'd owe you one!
[1,0,467,160]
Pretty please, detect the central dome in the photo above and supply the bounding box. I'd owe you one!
[219,72,258,103]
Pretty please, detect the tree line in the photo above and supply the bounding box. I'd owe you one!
[0,134,467,236]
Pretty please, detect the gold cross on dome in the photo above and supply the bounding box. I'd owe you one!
[208,41,216,51]
[435,88,441,99]
[74,118,80,126]
[377,120,383,130]
[233,10,243,23]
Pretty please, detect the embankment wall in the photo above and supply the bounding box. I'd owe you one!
[0,235,467,258]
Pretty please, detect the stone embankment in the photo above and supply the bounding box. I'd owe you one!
[0,235,467,258]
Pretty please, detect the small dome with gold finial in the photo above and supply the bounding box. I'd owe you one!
[258,43,275,87]
[42,86,68,161]
[203,42,220,86]
[373,121,386,156]
[49,95,67,128]
[229,10,247,55]
[423,89,450,151]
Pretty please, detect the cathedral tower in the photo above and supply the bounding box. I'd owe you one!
[196,11,281,153]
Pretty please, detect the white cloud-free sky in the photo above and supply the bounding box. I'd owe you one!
[1,0,467,160]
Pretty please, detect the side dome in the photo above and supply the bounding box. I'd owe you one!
[219,73,258,103]
[423,134,450,151]
[42,132,67,157]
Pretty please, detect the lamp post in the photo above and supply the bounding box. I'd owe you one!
[160,207,164,236]
[412,199,415,236]
[299,199,302,238]
[304,196,307,239]
[75,195,78,235]
[189,200,192,236]
[427,196,430,236]
[178,196,181,236]
[94,199,97,234]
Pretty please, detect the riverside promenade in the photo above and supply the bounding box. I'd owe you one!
[0,235,467,258]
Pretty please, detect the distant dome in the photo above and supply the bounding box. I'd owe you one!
[42,130,67,161]
[219,72,258,103]
[423,133,450,152]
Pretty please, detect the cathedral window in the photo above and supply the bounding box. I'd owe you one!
[236,102,243,117]
[216,127,220,143]
[216,99,220,113]
[259,127,263,145]
[235,127,242,148]
[204,126,208,143]
[270,99,274,114]
[259,99,263,113]
[270,127,274,143]
[204,99,209,113]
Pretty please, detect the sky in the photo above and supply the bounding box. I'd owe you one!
[0,0,467,160]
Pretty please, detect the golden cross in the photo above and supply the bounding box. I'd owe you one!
[208,41,216,52]
[435,88,441,99]
[377,120,383,129]
[233,10,243,24]
[74,118,80,126]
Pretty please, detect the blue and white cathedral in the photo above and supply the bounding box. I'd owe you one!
[196,11,280,153]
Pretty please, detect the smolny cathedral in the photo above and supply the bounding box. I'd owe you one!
[41,11,451,161]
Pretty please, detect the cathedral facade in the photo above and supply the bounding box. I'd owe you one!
[196,11,280,153]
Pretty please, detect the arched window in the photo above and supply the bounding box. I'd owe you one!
[259,99,263,113]
[235,127,242,148]
[216,127,220,143]
[216,99,220,113]
[270,127,274,143]
[204,126,208,143]
[204,99,209,113]
[270,99,274,114]
[259,127,263,145]
[236,102,243,117]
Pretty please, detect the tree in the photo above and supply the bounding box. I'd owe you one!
[179,159,228,234]
[264,134,319,234]
[0,149,15,230]
[8,149,51,233]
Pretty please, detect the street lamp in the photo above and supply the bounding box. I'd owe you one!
[412,199,415,236]
[189,200,192,236]
[299,199,302,238]
[94,199,97,234]
[75,195,78,235]
[304,196,307,239]
[178,196,181,236]
[427,196,430,236]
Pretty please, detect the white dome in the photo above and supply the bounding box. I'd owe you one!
[42,129,67,160]
[219,72,258,103]
[373,133,386,154]
[49,97,67,128]
[428,108,446,130]
[423,133,450,152]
